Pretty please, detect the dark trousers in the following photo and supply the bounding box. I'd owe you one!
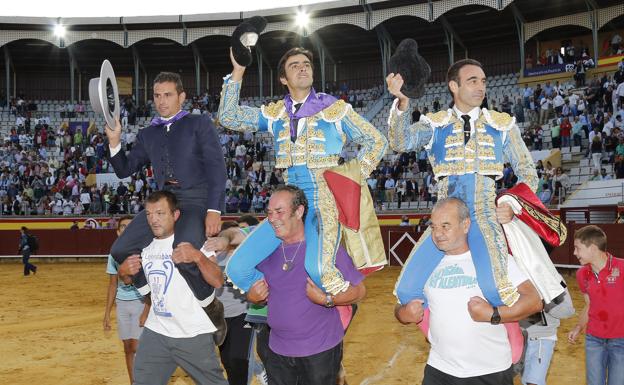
[255,323,270,366]
[219,313,252,385]
[422,364,513,385]
[265,342,342,385]
[22,251,36,276]
[110,186,214,301]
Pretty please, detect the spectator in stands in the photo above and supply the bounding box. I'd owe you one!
[572,115,584,147]
[539,92,551,125]
[589,169,602,181]
[538,183,552,205]
[552,167,571,196]
[600,168,613,180]
[590,136,603,170]
[575,60,587,87]
[560,117,572,148]
[551,119,561,149]
[513,97,524,123]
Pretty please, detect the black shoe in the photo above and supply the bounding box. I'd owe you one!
[204,298,227,346]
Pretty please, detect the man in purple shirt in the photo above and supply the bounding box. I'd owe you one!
[246,185,366,385]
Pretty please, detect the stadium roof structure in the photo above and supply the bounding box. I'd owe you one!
[0,0,622,98]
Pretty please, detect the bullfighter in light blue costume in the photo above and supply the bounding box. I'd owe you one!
[386,58,539,308]
[218,47,388,295]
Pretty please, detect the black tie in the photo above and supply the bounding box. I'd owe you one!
[291,103,303,142]
[461,115,471,145]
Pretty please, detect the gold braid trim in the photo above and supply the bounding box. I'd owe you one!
[321,100,349,122]
[260,100,285,120]
[519,201,568,246]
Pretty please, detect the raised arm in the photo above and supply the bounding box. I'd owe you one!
[386,73,433,153]
[107,120,150,179]
[217,49,268,133]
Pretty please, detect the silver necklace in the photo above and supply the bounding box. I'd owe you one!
[281,241,304,271]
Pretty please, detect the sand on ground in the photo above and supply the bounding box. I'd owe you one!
[0,262,585,385]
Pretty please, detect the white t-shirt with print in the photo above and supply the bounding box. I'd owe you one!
[425,251,527,378]
[142,235,216,338]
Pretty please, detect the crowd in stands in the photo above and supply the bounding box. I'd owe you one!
[3,58,624,216]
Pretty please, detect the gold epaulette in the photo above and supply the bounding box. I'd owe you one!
[260,100,285,120]
[424,110,452,127]
[483,109,514,131]
[321,100,349,122]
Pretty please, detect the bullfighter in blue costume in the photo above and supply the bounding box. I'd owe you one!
[218,47,388,295]
[386,58,539,309]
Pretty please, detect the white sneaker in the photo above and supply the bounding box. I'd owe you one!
[256,369,268,385]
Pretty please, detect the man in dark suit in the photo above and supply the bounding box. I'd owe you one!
[106,72,227,341]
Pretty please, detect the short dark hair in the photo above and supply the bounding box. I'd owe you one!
[221,221,239,231]
[118,215,133,229]
[574,225,607,251]
[153,72,184,94]
[145,190,179,212]
[274,184,308,221]
[236,214,260,226]
[447,58,483,97]
[21,226,28,232]
[277,47,314,83]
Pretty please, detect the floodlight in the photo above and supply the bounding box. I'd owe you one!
[54,24,66,37]
[295,11,309,27]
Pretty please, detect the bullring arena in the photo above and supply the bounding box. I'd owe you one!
[1,0,624,384]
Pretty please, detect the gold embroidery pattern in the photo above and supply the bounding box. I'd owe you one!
[445,133,465,147]
[217,80,261,132]
[306,126,326,141]
[445,146,465,159]
[520,202,568,245]
[321,100,349,122]
[261,100,285,120]
[426,110,452,126]
[277,126,291,142]
[314,169,349,295]
[477,147,495,159]
[388,106,415,152]
[506,125,539,191]
[474,180,519,306]
[307,142,326,155]
[343,108,388,177]
[486,109,513,130]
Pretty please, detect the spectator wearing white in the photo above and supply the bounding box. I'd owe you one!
[539,94,551,125]
[235,143,246,158]
[569,93,579,116]
[553,93,565,116]
[384,175,396,205]
[616,81,624,110]
[80,188,92,213]
[552,167,571,196]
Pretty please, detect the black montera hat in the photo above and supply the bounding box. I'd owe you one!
[388,39,431,99]
[231,16,268,67]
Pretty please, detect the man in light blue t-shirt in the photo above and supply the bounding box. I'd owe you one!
[104,216,149,385]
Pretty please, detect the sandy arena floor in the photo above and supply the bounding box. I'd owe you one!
[0,261,585,385]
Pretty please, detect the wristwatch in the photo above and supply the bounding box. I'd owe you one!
[324,294,335,308]
[490,306,501,325]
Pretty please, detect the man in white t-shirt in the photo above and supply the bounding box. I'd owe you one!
[395,198,542,385]
[119,191,228,385]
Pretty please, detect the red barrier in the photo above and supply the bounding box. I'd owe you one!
[0,229,117,256]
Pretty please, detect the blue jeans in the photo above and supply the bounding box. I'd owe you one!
[22,251,36,276]
[585,334,624,385]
